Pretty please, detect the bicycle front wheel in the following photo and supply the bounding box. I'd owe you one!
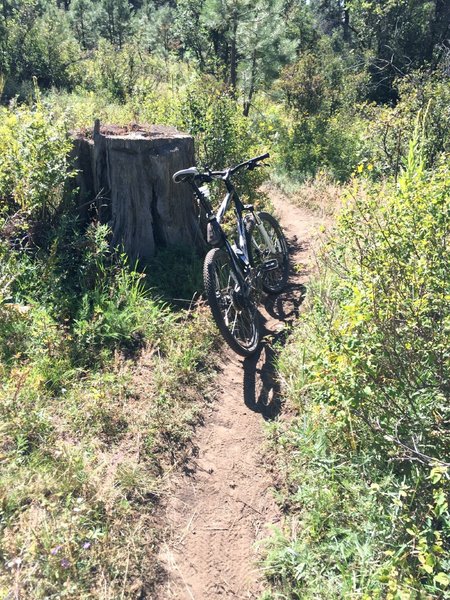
[203,248,260,356]
[247,211,289,294]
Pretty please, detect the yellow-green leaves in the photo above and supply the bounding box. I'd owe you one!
[0,103,72,220]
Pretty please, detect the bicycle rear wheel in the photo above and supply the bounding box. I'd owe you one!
[246,211,289,294]
[203,248,260,356]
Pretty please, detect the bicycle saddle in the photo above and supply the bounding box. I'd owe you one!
[173,167,199,183]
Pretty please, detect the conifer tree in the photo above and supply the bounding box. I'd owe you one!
[98,0,133,48]
[70,0,99,49]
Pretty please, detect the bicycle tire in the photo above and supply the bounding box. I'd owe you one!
[246,211,289,294]
[203,248,260,356]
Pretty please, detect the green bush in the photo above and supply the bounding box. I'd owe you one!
[1,5,80,98]
[174,74,269,200]
[73,226,172,364]
[264,143,450,597]
[362,68,450,179]
[275,109,364,181]
[274,37,368,181]
[0,97,72,223]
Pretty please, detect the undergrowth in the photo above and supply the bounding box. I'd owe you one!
[0,96,217,598]
[263,131,450,598]
[269,171,342,218]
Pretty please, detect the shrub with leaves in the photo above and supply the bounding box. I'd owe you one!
[264,136,450,597]
[325,131,450,461]
[362,68,450,179]
[0,96,72,225]
[0,100,217,598]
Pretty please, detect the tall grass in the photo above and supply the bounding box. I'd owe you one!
[263,139,450,598]
[0,98,217,598]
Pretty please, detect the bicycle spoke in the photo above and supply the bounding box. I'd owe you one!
[247,213,289,294]
[205,248,259,352]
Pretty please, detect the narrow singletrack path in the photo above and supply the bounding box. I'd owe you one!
[156,190,327,599]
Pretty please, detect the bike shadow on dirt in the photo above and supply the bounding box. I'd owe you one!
[242,280,307,420]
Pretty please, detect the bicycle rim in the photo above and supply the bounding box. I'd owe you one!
[249,212,289,293]
[204,248,260,356]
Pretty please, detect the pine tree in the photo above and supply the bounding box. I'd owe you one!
[98,0,133,48]
[70,0,99,49]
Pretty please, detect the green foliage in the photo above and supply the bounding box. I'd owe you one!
[0,1,449,595]
[1,0,447,187]
[326,146,450,456]
[362,68,450,178]
[0,100,217,597]
[275,109,364,181]
[97,0,133,49]
[264,144,450,597]
[69,0,100,50]
[0,96,72,222]
[176,75,262,169]
[0,3,80,97]
[345,0,449,102]
[275,37,369,180]
[145,245,204,301]
[72,226,172,364]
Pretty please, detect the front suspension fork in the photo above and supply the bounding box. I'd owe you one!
[253,212,277,253]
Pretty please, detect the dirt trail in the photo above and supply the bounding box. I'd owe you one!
[156,190,327,600]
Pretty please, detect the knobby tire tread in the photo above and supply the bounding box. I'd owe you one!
[246,211,289,294]
[203,248,260,356]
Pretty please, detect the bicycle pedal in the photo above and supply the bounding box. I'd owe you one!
[262,259,279,271]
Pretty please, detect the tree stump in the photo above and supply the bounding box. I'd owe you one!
[71,120,206,262]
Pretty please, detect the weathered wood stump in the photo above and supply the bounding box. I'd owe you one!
[71,121,205,262]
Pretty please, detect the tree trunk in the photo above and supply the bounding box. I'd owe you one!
[428,0,450,65]
[71,121,206,263]
[343,5,350,42]
[243,50,257,117]
[229,9,238,95]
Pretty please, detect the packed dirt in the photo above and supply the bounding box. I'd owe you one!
[156,189,328,599]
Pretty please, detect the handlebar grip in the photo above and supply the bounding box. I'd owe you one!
[254,152,270,162]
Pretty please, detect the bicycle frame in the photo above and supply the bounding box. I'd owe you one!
[215,182,278,282]
[192,178,252,295]
[188,157,279,298]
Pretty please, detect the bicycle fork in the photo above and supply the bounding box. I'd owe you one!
[253,213,277,254]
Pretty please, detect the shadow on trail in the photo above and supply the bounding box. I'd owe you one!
[242,231,308,419]
[243,276,307,420]
[264,282,307,321]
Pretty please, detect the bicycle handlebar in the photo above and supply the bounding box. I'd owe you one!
[232,152,270,173]
[172,153,270,185]
[224,152,270,177]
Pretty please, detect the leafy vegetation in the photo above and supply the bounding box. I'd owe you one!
[0,0,449,597]
[263,134,450,598]
[0,99,217,597]
[1,0,449,182]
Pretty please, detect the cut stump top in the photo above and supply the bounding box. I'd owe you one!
[74,123,191,141]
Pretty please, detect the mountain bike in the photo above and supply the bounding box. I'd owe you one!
[173,152,289,356]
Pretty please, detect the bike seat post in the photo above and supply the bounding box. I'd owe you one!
[191,180,214,218]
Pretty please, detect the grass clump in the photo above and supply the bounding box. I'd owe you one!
[269,170,342,218]
[0,100,217,598]
[263,139,450,598]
